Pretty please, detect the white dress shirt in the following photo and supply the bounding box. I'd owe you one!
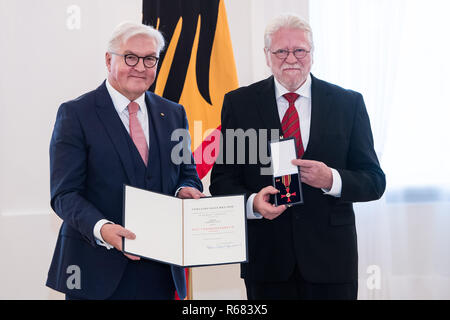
[93,80,149,249]
[246,75,343,219]
[105,80,149,147]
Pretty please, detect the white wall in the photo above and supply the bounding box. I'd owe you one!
[0,0,139,300]
[0,0,142,217]
[0,0,308,300]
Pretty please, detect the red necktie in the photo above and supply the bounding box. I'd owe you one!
[282,93,304,158]
[128,101,149,166]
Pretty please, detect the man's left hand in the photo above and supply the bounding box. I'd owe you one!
[292,159,333,190]
[177,187,206,199]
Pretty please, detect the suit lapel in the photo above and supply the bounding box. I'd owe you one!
[145,92,171,193]
[255,75,334,159]
[305,74,333,159]
[94,81,137,185]
[255,76,283,133]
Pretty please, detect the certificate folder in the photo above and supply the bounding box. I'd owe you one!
[122,185,248,267]
[269,138,304,207]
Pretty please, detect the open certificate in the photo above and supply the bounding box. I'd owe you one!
[122,185,248,267]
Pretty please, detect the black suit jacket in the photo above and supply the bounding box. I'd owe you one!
[210,75,385,284]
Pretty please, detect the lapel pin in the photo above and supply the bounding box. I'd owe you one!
[160,113,165,117]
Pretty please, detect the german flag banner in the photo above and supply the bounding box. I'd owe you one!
[142,0,239,299]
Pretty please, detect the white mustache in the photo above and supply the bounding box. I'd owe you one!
[281,65,302,70]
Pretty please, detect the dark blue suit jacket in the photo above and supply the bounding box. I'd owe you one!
[46,81,202,299]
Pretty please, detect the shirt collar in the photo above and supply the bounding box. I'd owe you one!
[274,74,312,100]
[105,79,147,114]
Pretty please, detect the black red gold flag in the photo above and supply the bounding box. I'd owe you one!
[142,0,239,300]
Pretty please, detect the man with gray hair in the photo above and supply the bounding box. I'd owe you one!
[210,14,385,299]
[47,21,203,300]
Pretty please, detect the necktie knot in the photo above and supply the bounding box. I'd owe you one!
[128,101,140,115]
[283,93,300,105]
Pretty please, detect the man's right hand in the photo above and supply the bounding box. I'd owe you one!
[253,186,287,220]
[100,224,141,261]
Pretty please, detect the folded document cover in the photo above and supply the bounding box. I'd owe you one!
[122,185,248,267]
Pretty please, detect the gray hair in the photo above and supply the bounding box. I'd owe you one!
[264,13,314,51]
[107,21,165,55]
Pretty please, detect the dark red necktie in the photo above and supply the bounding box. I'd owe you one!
[281,93,304,158]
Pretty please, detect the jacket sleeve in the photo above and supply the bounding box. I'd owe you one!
[173,105,203,194]
[338,93,386,202]
[50,103,105,246]
[209,94,253,199]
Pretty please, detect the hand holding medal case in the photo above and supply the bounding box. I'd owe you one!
[269,138,303,207]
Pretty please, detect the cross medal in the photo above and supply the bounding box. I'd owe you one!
[280,175,296,203]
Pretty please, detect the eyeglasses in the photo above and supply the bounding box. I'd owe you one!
[110,52,159,68]
[269,48,311,60]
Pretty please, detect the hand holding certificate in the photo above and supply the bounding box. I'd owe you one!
[122,186,247,267]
